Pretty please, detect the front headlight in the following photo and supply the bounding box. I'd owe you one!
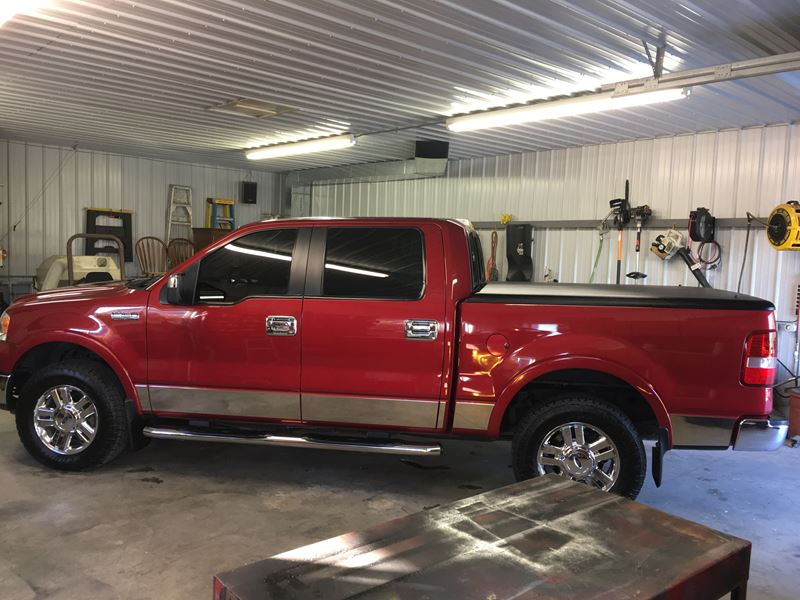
[0,311,10,342]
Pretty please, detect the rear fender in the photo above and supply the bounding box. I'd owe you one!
[489,353,673,444]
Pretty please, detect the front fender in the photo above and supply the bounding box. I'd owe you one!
[10,331,143,413]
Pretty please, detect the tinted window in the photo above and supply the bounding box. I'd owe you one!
[196,229,297,303]
[468,230,485,292]
[322,228,424,299]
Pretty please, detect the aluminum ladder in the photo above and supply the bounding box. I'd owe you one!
[166,185,193,243]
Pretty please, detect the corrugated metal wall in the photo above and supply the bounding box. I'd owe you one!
[310,124,800,314]
[0,139,279,279]
[310,124,800,372]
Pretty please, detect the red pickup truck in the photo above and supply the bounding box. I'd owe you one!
[0,218,788,498]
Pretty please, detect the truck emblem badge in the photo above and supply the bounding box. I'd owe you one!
[110,311,141,321]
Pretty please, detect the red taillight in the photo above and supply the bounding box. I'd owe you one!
[741,331,777,386]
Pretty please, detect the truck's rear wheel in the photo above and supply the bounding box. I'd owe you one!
[512,395,646,499]
[15,359,129,470]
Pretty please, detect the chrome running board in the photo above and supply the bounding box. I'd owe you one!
[142,427,441,456]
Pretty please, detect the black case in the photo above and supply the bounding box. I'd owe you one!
[505,224,533,282]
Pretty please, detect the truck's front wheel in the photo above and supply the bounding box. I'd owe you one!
[512,395,646,499]
[15,359,129,470]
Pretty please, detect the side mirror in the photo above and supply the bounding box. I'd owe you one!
[162,263,198,305]
[165,274,183,305]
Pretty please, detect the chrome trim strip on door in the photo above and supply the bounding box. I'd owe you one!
[147,385,300,420]
[436,401,446,429]
[452,401,494,430]
[302,394,439,428]
[670,415,737,448]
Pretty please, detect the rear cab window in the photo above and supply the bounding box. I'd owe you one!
[467,229,486,292]
[321,227,424,300]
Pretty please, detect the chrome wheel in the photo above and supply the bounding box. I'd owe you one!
[33,385,98,455]
[536,421,619,491]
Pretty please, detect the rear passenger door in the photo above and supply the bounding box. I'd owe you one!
[300,224,447,430]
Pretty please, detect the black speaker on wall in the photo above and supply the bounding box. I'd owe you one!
[241,181,257,204]
[506,224,533,282]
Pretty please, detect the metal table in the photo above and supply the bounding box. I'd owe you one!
[214,475,750,600]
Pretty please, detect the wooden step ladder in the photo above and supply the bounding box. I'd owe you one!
[166,185,193,244]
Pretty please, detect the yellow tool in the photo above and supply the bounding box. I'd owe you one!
[766,201,800,250]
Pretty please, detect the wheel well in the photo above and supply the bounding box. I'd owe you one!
[7,342,118,411]
[499,369,659,439]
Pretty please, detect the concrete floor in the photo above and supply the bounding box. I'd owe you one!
[0,412,798,599]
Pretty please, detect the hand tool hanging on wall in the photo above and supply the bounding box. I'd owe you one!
[626,204,652,282]
[650,228,711,288]
[609,180,631,284]
[486,230,500,281]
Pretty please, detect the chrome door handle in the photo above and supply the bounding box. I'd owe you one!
[404,319,438,341]
[266,316,297,336]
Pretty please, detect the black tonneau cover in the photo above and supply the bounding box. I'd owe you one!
[468,282,774,311]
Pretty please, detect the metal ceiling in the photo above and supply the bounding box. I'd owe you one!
[0,0,798,172]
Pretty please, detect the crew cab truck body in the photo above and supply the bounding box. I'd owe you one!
[0,218,788,498]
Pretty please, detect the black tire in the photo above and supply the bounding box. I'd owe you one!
[15,359,129,470]
[511,394,646,499]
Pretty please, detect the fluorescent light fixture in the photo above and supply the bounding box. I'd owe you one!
[324,263,388,278]
[246,134,355,160]
[208,98,294,119]
[446,88,690,132]
[0,1,49,27]
[226,243,292,261]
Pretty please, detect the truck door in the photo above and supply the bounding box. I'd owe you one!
[300,224,447,430]
[144,227,309,421]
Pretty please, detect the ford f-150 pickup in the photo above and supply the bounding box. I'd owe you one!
[0,218,789,498]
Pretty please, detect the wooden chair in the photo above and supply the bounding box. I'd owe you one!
[167,237,194,268]
[135,236,168,276]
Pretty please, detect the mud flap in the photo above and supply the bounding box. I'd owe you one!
[652,427,669,487]
[125,398,150,451]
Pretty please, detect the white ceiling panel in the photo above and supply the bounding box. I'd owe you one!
[0,0,798,171]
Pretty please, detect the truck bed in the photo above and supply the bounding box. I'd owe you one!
[468,282,774,310]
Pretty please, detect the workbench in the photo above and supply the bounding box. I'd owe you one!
[214,475,750,599]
